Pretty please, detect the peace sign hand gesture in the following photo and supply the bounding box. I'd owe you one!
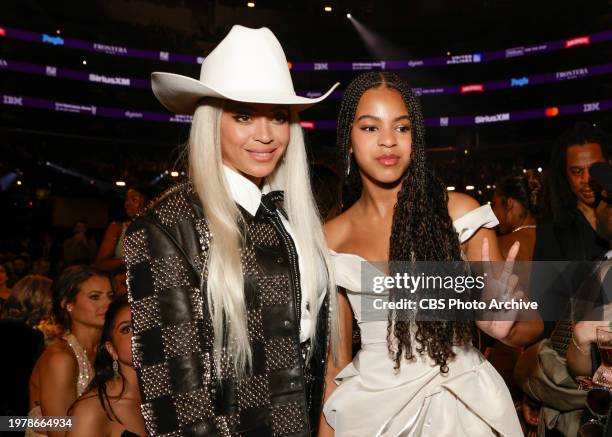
[476,237,524,340]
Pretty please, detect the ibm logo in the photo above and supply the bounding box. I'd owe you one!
[3,95,23,106]
[314,63,328,71]
[46,66,57,77]
[440,117,449,127]
[159,51,169,61]
[583,102,600,113]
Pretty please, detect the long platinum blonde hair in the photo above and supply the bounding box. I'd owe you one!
[188,99,339,376]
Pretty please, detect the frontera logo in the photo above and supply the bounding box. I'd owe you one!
[511,77,529,87]
[42,34,64,46]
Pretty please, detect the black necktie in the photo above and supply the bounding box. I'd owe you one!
[256,190,285,220]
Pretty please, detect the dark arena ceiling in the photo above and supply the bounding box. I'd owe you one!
[1,0,611,211]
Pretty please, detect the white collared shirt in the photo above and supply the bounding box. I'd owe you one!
[223,166,325,342]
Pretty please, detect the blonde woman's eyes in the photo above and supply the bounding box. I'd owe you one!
[232,114,251,123]
[272,113,289,123]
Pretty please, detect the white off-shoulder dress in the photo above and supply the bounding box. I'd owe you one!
[323,205,522,437]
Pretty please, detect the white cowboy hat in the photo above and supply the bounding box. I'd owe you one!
[152,25,339,114]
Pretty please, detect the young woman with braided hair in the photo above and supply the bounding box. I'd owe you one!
[320,72,540,436]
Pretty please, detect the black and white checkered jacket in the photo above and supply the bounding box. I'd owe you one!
[124,182,329,436]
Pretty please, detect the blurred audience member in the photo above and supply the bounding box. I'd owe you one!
[63,221,98,266]
[96,186,147,299]
[31,258,51,278]
[534,122,610,327]
[492,170,541,261]
[13,253,31,281]
[68,296,145,437]
[567,161,612,378]
[0,263,11,306]
[96,185,147,274]
[28,266,112,437]
[0,275,52,417]
[3,259,17,286]
[517,156,612,437]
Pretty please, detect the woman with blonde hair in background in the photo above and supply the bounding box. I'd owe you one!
[0,275,52,417]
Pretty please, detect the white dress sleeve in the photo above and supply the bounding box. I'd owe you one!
[452,205,499,244]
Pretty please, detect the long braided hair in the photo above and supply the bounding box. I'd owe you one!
[337,72,472,373]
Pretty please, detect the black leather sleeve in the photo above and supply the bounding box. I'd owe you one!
[125,216,219,436]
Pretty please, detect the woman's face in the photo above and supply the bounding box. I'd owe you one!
[124,188,145,218]
[350,86,412,185]
[67,275,113,329]
[107,306,133,368]
[220,101,290,185]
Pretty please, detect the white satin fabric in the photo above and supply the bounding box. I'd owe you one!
[323,205,523,437]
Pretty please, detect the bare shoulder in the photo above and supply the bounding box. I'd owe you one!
[38,341,77,377]
[447,191,481,222]
[324,207,357,252]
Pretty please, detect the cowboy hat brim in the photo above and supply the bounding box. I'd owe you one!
[152,72,339,115]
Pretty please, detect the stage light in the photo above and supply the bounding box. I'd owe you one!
[446,51,451,56]
[565,36,590,48]
[324,6,332,12]
[247,2,255,7]
[545,107,559,117]
[300,121,315,129]
[0,28,6,37]
[56,29,61,35]
[17,180,22,186]
[538,167,542,173]
[464,149,468,155]
[486,184,492,189]
[170,171,179,177]
[478,190,482,195]
[115,181,126,187]
[523,169,527,174]
[447,186,455,191]
[466,185,475,191]
[82,59,87,65]
[346,13,351,18]
[460,84,484,94]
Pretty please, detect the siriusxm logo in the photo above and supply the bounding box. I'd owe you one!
[42,34,64,46]
[511,77,529,87]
